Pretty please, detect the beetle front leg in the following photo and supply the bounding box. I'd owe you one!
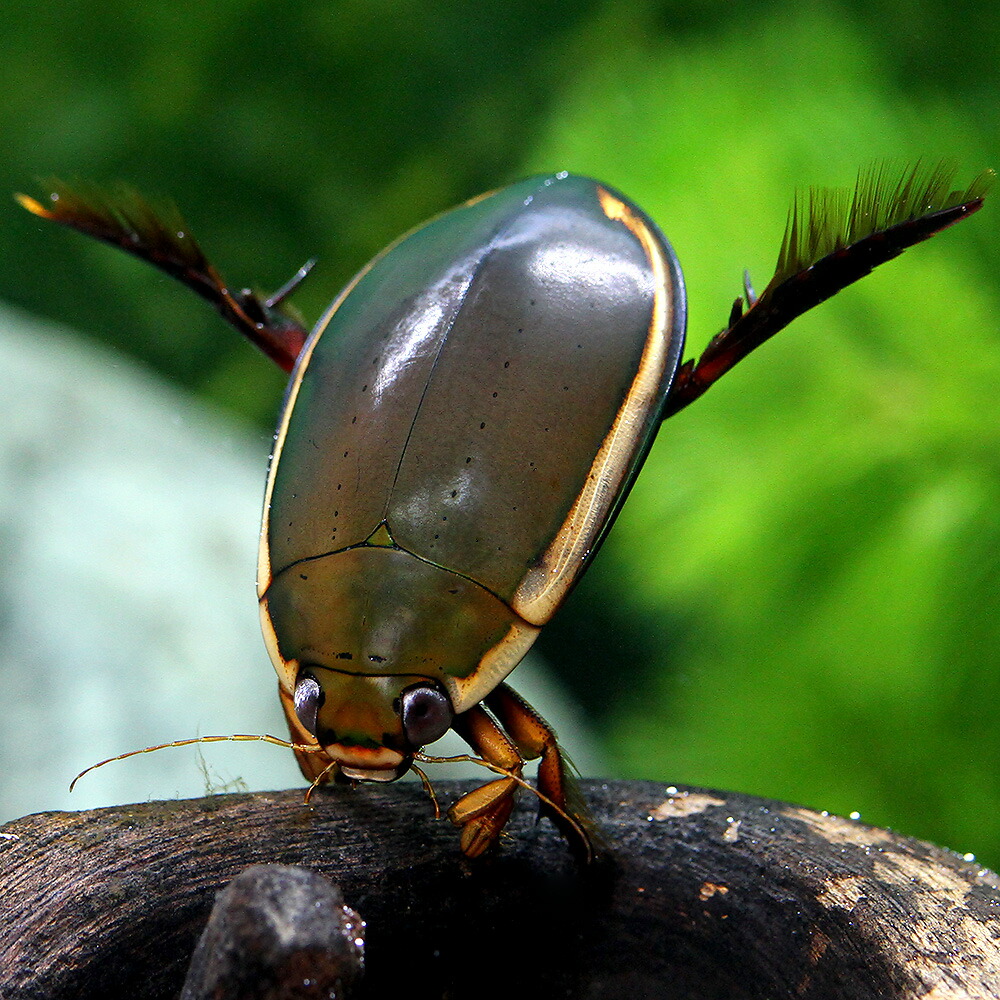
[449,686,596,862]
[448,705,526,858]
[484,684,596,863]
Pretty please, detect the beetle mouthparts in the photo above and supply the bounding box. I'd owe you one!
[339,762,408,783]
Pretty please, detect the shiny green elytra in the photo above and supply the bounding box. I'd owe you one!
[257,174,685,833]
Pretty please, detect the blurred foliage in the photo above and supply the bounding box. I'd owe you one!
[2,0,999,866]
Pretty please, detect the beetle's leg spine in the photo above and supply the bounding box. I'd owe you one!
[266,258,317,308]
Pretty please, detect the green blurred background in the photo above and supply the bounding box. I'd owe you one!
[2,0,998,864]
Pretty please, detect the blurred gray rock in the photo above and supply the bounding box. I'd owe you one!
[0,304,602,823]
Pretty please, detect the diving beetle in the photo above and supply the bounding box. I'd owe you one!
[19,164,991,861]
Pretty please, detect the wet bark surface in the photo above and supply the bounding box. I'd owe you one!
[2,780,998,999]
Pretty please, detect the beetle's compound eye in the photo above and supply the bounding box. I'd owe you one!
[293,671,324,736]
[400,684,453,749]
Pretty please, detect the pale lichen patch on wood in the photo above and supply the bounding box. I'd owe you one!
[921,981,987,999]
[816,875,868,909]
[648,790,726,821]
[868,856,1000,998]
[781,805,895,846]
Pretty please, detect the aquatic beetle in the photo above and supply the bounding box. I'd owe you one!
[18,164,991,861]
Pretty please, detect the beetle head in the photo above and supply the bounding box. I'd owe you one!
[286,666,454,781]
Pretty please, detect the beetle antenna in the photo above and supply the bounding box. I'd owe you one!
[69,734,327,792]
[413,750,592,859]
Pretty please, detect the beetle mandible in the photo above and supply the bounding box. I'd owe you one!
[19,164,991,860]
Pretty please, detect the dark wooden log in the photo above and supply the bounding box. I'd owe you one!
[1,779,998,1000]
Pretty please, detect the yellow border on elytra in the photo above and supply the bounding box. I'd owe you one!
[510,186,677,626]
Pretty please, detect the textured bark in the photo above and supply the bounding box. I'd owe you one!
[1,780,998,1000]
